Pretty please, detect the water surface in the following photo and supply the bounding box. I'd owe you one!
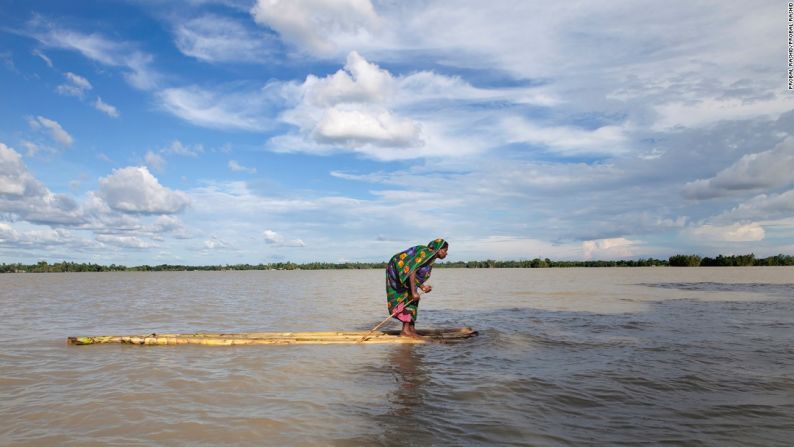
[1,268,793,446]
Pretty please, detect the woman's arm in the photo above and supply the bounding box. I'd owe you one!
[408,271,420,301]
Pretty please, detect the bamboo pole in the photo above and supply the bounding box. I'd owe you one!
[358,288,428,343]
[66,327,477,346]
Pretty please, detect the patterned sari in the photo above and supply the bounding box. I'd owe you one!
[385,238,447,323]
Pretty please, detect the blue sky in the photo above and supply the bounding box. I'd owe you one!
[1,0,793,264]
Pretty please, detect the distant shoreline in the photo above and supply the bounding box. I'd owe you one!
[2,253,792,273]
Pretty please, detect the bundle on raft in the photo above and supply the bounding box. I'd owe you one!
[67,327,478,346]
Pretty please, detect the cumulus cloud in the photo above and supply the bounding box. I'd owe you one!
[312,106,420,147]
[174,14,277,63]
[281,52,420,149]
[303,51,393,105]
[0,142,45,196]
[684,223,765,242]
[94,97,119,117]
[98,166,190,214]
[263,229,305,247]
[56,72,92,97]
[582,237,638,259]
[271,52,428,157]
[683,137,794,199]
[28,116,74,147]
[0,142,85,225]
[250,0,380,56]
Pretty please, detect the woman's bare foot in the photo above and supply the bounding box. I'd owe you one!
[400,331,422,339]
[408,324,423,338]
[400,323,422,338]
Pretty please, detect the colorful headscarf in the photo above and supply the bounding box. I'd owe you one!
[394,238,448,284]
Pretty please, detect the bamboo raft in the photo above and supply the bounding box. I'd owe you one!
[67,327,478,346]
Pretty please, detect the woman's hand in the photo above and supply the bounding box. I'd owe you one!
[420,284,432,293]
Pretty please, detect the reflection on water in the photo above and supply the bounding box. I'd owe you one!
[1,268,794,446]
[389,344,426,415]
[380,344,429,445]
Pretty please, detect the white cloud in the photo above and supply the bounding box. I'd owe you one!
[32,49,53,67]
[279,52,419,150]
[203,235,230,249]
[250,0,380,56]
[94,97,119,117]
[0,222,17,243]
[28,116,74,147]
[0,142,85,226]
[145,150,166,172]
[228,160,256,174]
[582,237,638,260]
[262,229,280,243]
[174,14,276,63]
[449,235,585,261]
[29,19,159,90]
[19,140,41,157]
[0,222,93,249]
[263,229,305,247]
[158,51,556,160]
[158,85,276,131]
[56,72,92,97]
[312,106,420,147]
[683,137,794,199]
[0,142,40,196]
[501,116,628,156]
[162,140,203,157]
[653,95,794,131]
[152,215,190,238]
[685,223,765,242]
[96,234,158,249]
[98,166,190,214]
[273,51,536,160]
[250,1,784,135]
[303,51,393,105]
[717,190,794,222]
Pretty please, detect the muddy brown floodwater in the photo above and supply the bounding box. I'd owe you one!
[1,267,793,446]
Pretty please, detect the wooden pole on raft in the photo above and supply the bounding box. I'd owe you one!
[358,288,426,343]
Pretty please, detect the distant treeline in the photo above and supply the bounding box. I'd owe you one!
[2,254,792,273]
[0,261,386,273]
[667,253,794,267]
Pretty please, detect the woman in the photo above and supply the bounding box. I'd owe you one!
[386,238,449,337]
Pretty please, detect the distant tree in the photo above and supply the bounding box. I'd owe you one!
[669,254,702,267]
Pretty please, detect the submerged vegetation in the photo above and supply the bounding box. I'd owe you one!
[2,254,793,273]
